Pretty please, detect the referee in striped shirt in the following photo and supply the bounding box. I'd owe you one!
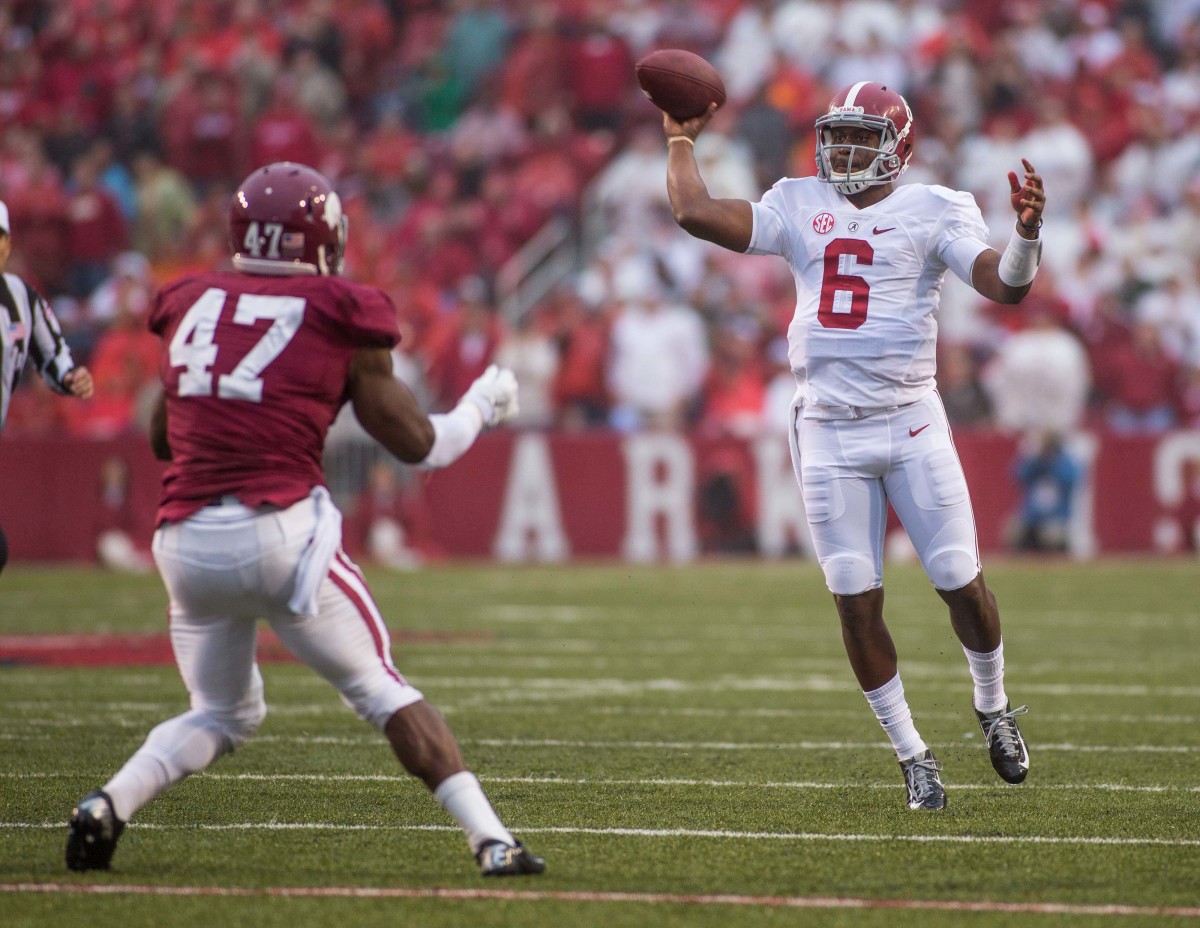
[0,199,93,573]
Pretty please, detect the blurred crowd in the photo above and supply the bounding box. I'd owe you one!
[4,0,1200,442]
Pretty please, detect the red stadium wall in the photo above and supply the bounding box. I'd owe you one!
[2,431,1199,563]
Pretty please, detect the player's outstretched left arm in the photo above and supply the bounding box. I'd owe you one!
[971,159,1045,305]
[349,349,518,469]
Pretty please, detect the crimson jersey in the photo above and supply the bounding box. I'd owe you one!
[148,272,400,523]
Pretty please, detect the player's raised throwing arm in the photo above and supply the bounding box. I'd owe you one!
[970,159,1046,305]
[664,105,753,253]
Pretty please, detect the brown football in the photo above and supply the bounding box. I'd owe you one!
[635,49,727,121]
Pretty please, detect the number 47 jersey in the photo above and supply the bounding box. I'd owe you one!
[747,177,991,412]
[149,271,401,524]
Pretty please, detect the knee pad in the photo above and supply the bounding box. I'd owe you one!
[821,552,879,596]
[925,546,979,591]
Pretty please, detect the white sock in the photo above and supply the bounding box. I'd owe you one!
[863,673,926,761]
[104,712,231,822]
[433,771,514,854]
[963,641,1007,714]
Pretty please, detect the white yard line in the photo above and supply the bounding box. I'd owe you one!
[4,700,1197,725]
[3,770,1198,793]
[3,821,1198,849]
[231,734,1197,754]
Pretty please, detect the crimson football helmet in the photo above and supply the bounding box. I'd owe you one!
[814,82,914,195]
[229,162,346,276]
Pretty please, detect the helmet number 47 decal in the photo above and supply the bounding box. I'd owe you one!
[817,239,874,330]
[169,288,306,402]
[242,221,286,260]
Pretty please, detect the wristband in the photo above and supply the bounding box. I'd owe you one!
[668,136,694,147]
[997,223,1042,287]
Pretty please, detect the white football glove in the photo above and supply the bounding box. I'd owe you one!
[460,364,520,428]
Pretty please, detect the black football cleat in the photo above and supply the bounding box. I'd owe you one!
[899,749,947,810]
[476,839,545,876]
[976,703,1030,784]
[66,790,125,871]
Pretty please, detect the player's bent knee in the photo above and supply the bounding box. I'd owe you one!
[219,700,267,747]
[199,693,267,748]
[925,547,979,591]
[340,676,425,730]
[822,553,878,596]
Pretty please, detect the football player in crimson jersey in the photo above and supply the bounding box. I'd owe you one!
[665,83,1044,810]
[66,163,544,877]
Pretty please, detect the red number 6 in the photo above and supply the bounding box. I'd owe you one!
[817,238,873,329]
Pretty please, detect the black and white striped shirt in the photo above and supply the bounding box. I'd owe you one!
[0,271,77,432]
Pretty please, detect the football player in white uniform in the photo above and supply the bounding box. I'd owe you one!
[664,82,1044,810]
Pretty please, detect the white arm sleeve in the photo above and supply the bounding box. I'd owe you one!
[933,189,991,285]
[419,402,484,469]
[943,236,990,286]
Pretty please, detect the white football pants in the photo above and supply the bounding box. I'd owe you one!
[788,391,982,595]
[151,491,424,739]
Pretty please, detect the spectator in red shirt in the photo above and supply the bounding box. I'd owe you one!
[551,287,610,428]
[565,11,634,132]
[499,6,568,123]
[165,70,241,195]
[250,78,324,170]
[76,272,159,437]
[700,319,766,439]
[1097,320,1181,433]
[426,277,503,412]
[8,154,71,295]
[65,152,129,299]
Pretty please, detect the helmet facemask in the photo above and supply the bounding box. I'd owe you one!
[314,192,347,276]
[815,112,910,195]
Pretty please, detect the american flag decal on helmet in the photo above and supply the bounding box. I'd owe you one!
[281,231,305,258]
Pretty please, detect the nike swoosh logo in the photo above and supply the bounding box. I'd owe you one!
[873,226,896,235]
[909,424,930,437]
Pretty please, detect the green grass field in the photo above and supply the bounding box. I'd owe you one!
[2,560,1198,927]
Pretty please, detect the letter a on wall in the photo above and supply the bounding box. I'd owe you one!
[493,434,570,562]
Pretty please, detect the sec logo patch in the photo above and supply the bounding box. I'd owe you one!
[812,212,835,234]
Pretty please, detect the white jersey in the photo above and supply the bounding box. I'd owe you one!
[747,178,990,412]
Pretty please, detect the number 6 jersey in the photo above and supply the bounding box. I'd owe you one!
[747,177,990,412]
[148,272,401,523]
